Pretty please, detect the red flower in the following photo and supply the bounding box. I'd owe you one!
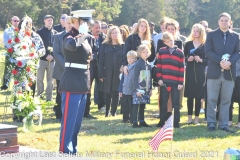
[29,53,34,57]
[7,48,13,53]
[14,28,19,32]
[15,37,20,43]
[22,45,27,49]
[32,43,35,47]
[14,80,18,85]
[7,39,12,44]
[26,31,31,36]
[17,91,22,94]
[167,86,171,92]
[28,82,33,87]
[12,70,18,75]
[26,67,31,72]
[17,61,22,67]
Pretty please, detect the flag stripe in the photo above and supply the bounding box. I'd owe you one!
[149,115,173,152]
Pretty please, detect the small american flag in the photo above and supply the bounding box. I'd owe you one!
[149,115,173,152]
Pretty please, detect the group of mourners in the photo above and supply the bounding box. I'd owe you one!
[2,9,240,154]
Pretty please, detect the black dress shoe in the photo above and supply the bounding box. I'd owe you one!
[156,121,165,127]
[84,114,97,119]
[122,120,130,123]
[111,112,117,117]
[174,122,180,128]
[0,85,8,90]
[208,127,216,132]
[105,112,111,117]
[140,121,151,127]
[56,118,62,123]
[219,127,235,133]
[132,122,141,128]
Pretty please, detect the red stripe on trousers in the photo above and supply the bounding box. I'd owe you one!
[60,92,70,152]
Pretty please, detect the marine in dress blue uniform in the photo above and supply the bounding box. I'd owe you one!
[58,9,94,154]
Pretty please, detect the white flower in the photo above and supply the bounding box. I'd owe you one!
[28,112,34,117]
[141,40,150,45]
[47,47,53,53]
[10,104,17,109]
[34,98,40,105]
[17,102,22,112]
[21,102,29,109]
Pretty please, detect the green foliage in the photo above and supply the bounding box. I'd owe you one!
[0,0,40,29]
[0,0,240,33]
[72,0,123,22]
[113,0,164,26]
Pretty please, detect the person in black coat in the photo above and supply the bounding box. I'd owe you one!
[184,24,208,124]
[98,26,124,117]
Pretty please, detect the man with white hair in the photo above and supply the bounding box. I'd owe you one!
[54,14,68,32]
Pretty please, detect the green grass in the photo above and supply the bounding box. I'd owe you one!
[0,87,240,160]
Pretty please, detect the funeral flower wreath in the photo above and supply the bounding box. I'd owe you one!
[3,16,53,131]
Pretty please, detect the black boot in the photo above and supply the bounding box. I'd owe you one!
[174,122,180,128]
[132,122,140,128]
[156,121,165,127]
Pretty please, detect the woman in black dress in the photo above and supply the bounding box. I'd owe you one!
[98,26,124,117]
[184,23,208,124]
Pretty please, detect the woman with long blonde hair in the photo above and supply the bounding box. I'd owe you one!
[184,23,208,124]
[122,18,155,75]
[98,26,124,117]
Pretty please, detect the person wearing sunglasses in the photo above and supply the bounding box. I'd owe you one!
[53,14,68,33]
[101,21,108,34]
[3,16,20,48]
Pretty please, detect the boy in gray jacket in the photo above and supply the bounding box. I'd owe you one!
[119,51,138,123]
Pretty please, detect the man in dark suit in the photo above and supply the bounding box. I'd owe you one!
[84,20,106,119]
[52,16,71,122]
[205,12,240,133]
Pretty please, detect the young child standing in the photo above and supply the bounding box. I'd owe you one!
[156,32,184,128]
[132,44,152,128]
[119,50,138,123]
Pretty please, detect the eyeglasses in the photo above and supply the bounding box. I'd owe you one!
[101,26,107,29]
[61,17,66,20]
[12,20,19,22]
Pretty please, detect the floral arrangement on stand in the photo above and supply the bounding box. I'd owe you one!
[3,16,53,132]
